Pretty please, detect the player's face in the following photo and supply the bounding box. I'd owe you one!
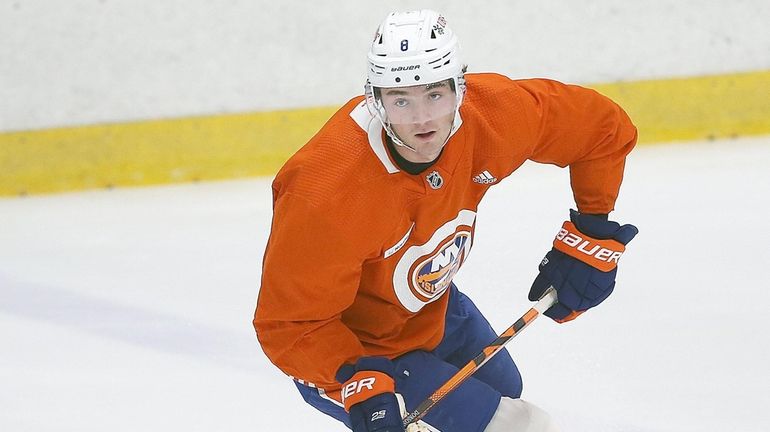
[379,81,456,163]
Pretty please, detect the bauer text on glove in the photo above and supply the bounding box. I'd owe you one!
[528,209,638,323]
[337,357,405,432]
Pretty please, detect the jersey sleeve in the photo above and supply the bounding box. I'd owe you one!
[516,79,638,214]
[253,191,380,389]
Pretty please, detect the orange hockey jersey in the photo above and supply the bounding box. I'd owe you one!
[254,73,637,391]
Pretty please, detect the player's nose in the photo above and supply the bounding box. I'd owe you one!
[410,101,434,125]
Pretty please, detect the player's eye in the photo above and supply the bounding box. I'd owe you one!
[393,99,409,108]
[429,93,443,101]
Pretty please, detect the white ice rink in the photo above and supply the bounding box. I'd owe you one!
[2,137,769,432]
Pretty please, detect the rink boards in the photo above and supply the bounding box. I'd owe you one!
[1,70,769,197]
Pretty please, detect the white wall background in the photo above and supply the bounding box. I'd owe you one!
[1,0,769,131]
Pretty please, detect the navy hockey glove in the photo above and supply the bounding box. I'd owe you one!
[529,209,638,323]
[336,357,404,432]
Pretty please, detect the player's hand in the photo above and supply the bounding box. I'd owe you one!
[336,357,405,432]
[529,209,638,323]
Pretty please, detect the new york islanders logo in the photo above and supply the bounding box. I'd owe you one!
[412,232,470,300]
[393,210,476,312]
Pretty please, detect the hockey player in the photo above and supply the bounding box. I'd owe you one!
[254,9,638,432]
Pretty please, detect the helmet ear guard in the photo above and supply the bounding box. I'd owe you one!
[364,79,410,149]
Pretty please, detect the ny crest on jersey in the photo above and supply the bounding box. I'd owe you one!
[426,171,444,189]
[393,210,477,312]
[412,231,471,299]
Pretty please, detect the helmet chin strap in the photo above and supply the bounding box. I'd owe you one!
[383,122,417,152]
[385,122,452,156]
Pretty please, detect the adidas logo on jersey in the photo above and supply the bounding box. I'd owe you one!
[473,170,497,184]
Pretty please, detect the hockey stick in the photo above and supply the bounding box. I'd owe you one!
[402,287,558,427]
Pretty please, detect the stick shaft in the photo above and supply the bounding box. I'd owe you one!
[402,288,557,427]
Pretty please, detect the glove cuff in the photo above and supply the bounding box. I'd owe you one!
[341,370,395,412]
[552,220,626,271]
[336,356,394,383]
[336,357,397,412]
[571,209,639,245]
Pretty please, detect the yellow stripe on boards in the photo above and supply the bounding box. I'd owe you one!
[0,107,337,196]
[589,70,770,144]
[1,70,769,197]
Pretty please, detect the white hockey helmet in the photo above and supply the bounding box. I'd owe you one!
[367,10,464,88]
[365,10,466,149]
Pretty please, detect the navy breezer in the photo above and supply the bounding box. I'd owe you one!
[294,285,523,432]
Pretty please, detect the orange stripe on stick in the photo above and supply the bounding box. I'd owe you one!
[402,288,557,427]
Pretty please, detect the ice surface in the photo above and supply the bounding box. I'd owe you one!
[2,137,769,431]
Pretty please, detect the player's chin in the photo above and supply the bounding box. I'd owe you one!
[418,143,443,161]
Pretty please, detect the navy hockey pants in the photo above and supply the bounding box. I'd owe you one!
[294,285,523,432]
